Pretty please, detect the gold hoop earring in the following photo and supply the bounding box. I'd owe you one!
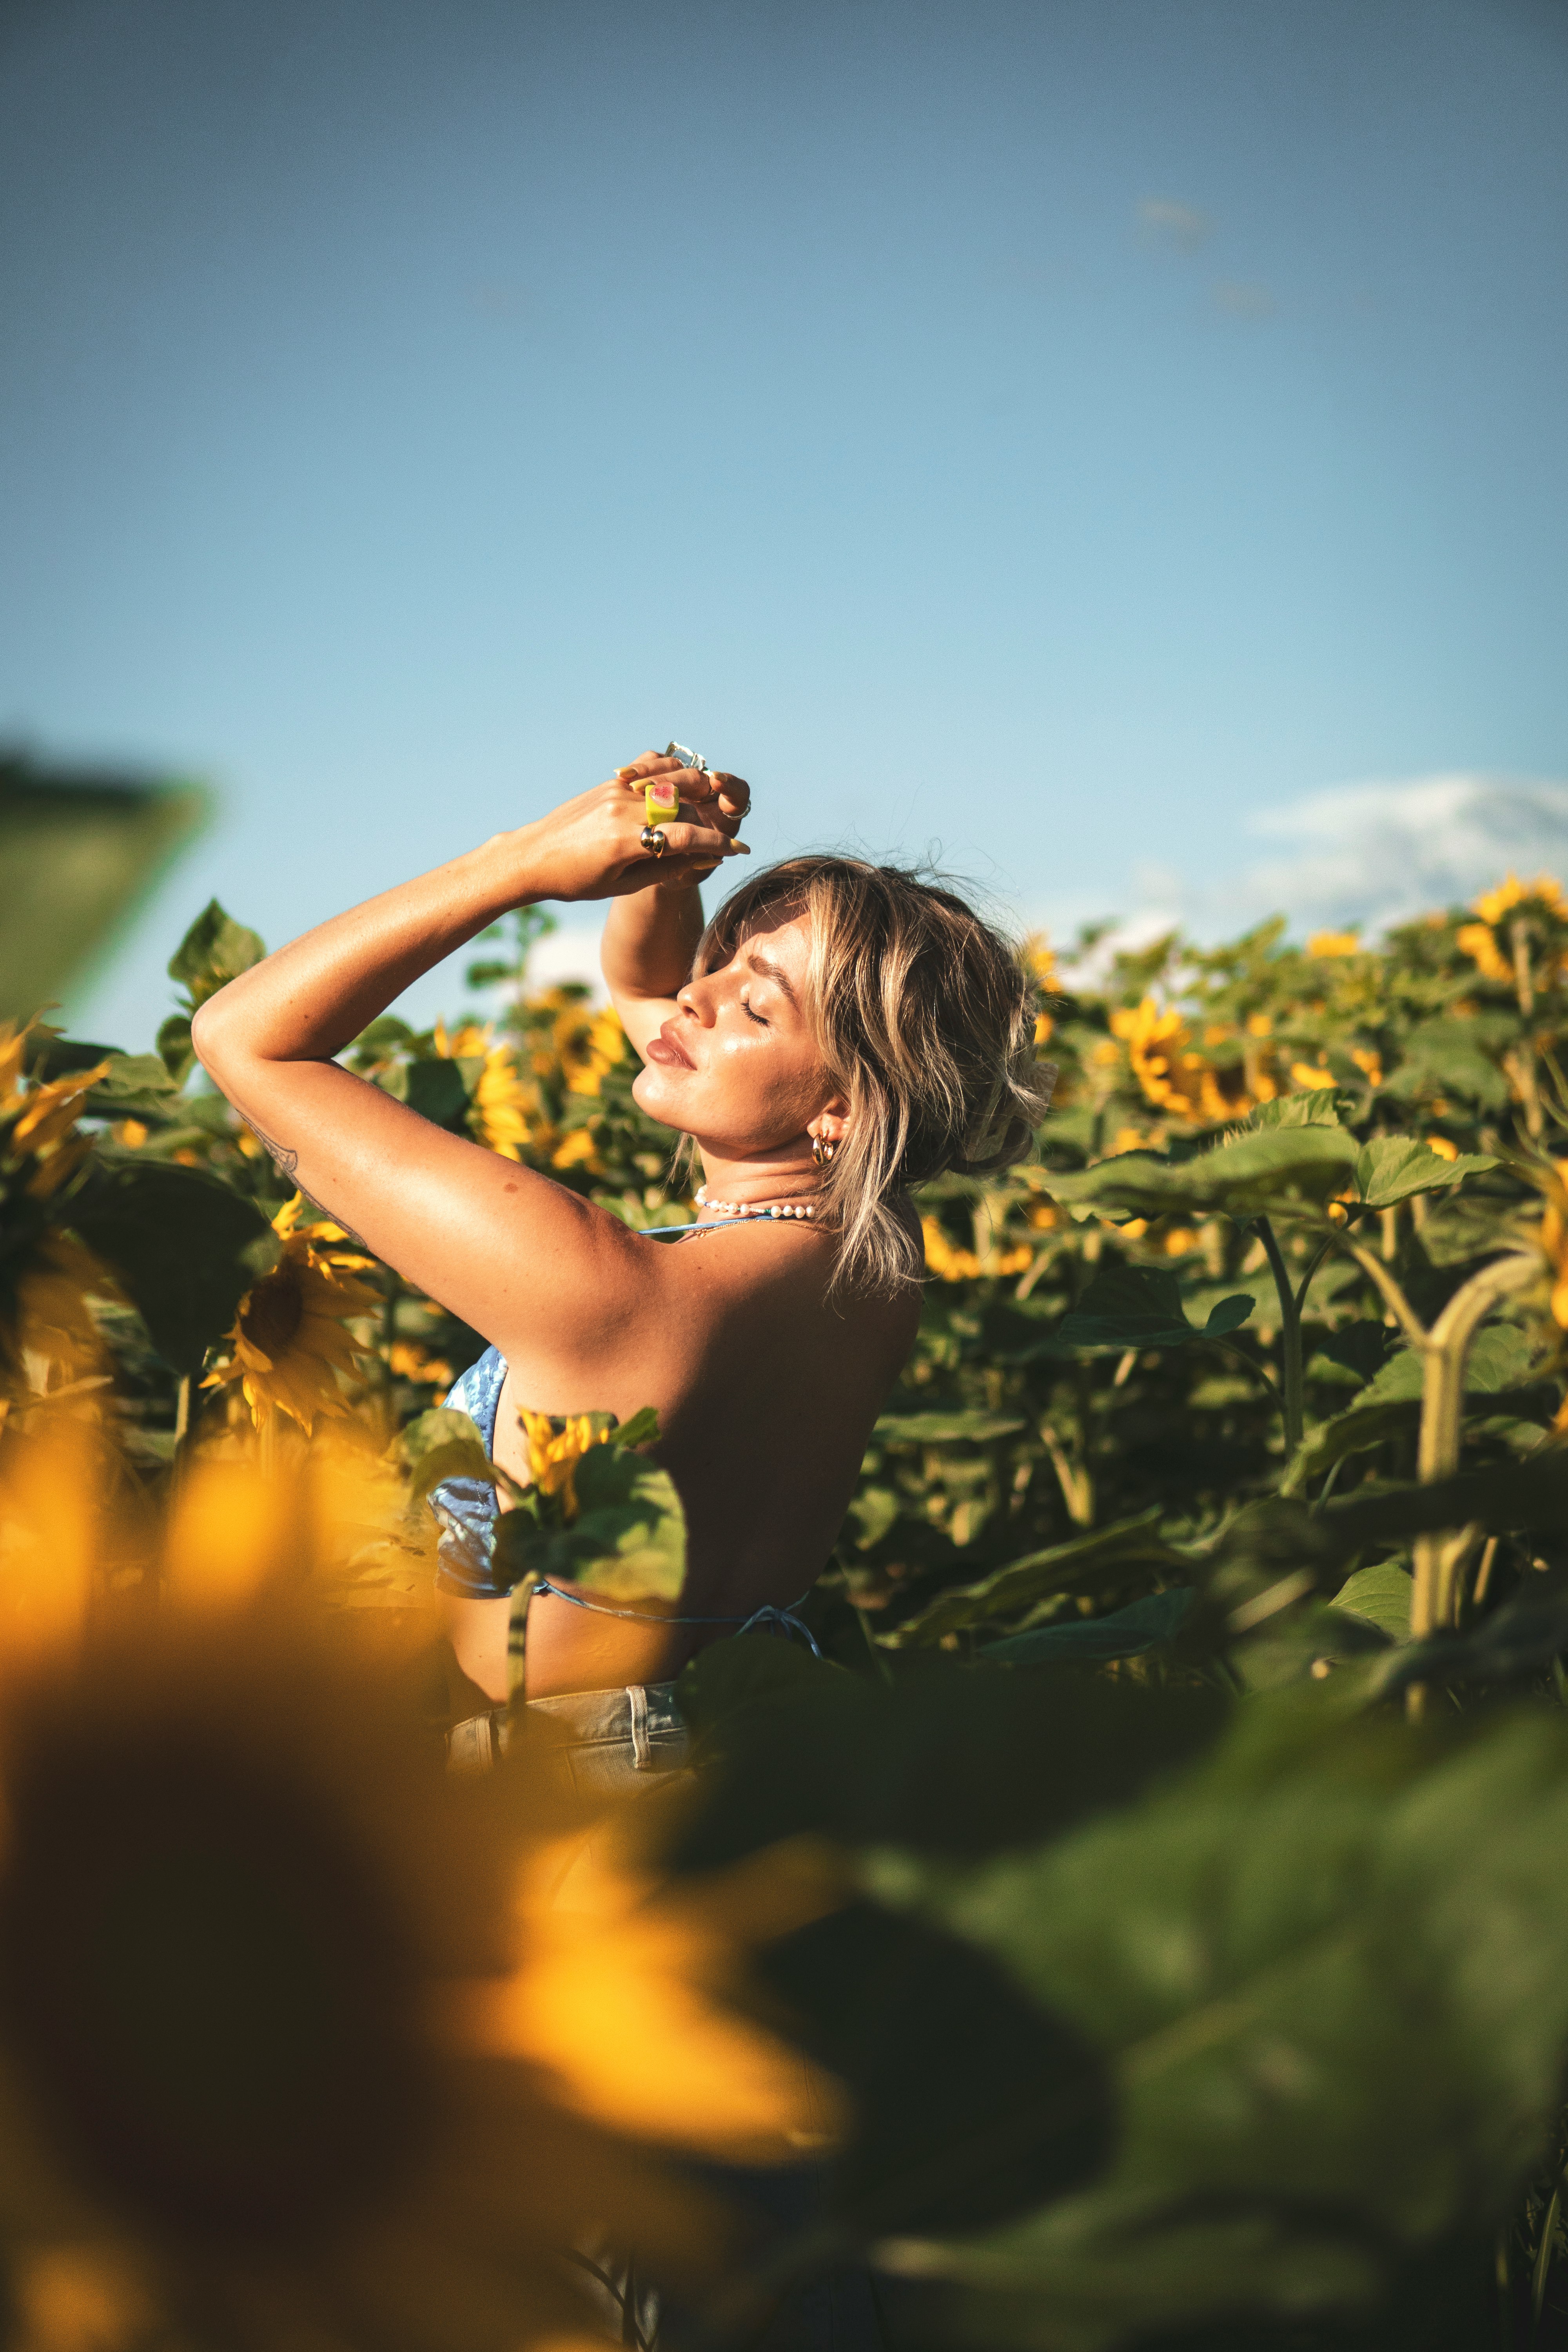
[811,1135,837,1168]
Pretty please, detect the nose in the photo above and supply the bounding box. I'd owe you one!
[675,975,718,1026]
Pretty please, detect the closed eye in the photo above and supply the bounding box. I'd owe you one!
[742,999,769,1027]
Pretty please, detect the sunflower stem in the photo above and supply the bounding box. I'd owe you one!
[1253,1218,1303,1457]
[1411,1254,1537,1637]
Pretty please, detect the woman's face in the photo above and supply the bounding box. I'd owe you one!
[631,910,835,1155]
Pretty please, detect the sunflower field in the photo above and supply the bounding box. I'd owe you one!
[10,860,1568,2350]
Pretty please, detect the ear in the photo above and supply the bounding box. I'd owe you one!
[810,1093,851,1144]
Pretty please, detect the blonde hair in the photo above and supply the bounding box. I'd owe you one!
[690,856,1053,1295]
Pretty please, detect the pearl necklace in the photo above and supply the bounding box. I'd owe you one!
[694,1185,817,1221]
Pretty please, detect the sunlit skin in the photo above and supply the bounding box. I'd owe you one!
[193,754,921,1704]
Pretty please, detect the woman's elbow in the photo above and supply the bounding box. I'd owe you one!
[189,994,245,1085]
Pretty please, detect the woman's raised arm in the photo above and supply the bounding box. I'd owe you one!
[600,753,750,1058]
[191,773,742,1352]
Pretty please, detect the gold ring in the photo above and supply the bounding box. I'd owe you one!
[639,824,668,858]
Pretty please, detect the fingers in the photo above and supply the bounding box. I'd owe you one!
[614,751,682,783]
[675,771,748,839]
[612,754,750,816]
[609,755,751,865]
[646,820,749,862]
[708,769,751,826]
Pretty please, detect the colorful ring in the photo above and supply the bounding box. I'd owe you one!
[644,780,681,829]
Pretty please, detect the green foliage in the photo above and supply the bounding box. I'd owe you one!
[1353,1135,1498,1209]
[496,1410,686,1603]
[67,1160,275,1377]
[16,857,1568,2346]
[1045,1125,1362,1221]
[858,1700,1568,2348]
[1051,1261,1254,1351]
[885,1512,1194,1649]
[158,898,266,1080]
[1284,1320,1548,1491]
[1329,1560,1416,1641]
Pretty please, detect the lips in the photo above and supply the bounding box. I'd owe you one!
[645,1023,695,1070]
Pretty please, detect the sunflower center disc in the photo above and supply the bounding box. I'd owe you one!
[1,1734,427,2247]
[241,1270,305,1359]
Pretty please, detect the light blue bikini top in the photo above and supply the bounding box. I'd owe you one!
[427,1219,821,1652]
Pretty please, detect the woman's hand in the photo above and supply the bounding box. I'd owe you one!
[515,754,751,904]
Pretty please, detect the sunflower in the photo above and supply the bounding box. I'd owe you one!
[203,1196,381,1435]
[552,1126,604,1176]
[433,1022,545,1161]
[1109,998,1270,1124]
[1457,873,1568,988]
[920,1218,1033,1285]
[563,1006,627,1100]
[0,1427,844,2352]
[0,1030,113,1394]
[516,1409,613,1521]
[525,994,626,1100]
[388,1339,455,1390]
[1025,936,1059,1047]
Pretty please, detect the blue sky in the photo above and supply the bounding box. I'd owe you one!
[2,0,1565,1044]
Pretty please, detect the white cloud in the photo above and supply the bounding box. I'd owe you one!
[1189,772,1568,941]
[521,920,608,999]
[1041,772,1568,975]
[385,917,607,1035]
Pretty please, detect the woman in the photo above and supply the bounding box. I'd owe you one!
[192,750,1047,1777]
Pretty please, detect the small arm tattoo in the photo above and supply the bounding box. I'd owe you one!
[241,1114,371,1252]
[252,1127,298,1181]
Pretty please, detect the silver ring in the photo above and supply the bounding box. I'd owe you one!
[665,739,708,773]
[639,824,668,858]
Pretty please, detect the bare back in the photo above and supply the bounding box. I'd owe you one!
[471,1208,920,1699]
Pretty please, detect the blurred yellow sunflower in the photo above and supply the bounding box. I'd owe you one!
[529,994,626,1099]
[0,1031,114,1393]
[388,1339,455,1389]
[1457,873,1568,986]
[566,1005,627,1098]
[920,1218,1032,1284]
[516,1409,613,1521]
[434,1021,544,1160]
[0,1428,843,2352]
[1025,936,1058,1047]
[203,1195,380,1434]
[1110,999,1268,1123]
[552,1126,604,1176]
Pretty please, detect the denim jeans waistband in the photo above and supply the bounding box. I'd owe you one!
[447,1680,688,1780]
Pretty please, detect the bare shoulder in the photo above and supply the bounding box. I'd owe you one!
[652,1216,923,1352]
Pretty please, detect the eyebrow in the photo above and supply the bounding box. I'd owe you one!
[744,952,799,1007]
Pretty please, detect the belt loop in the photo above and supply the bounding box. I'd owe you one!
[626,1683,651,1771]
[447,1713,495,1775]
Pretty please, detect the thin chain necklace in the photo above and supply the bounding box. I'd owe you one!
[694,1184,818,1222]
